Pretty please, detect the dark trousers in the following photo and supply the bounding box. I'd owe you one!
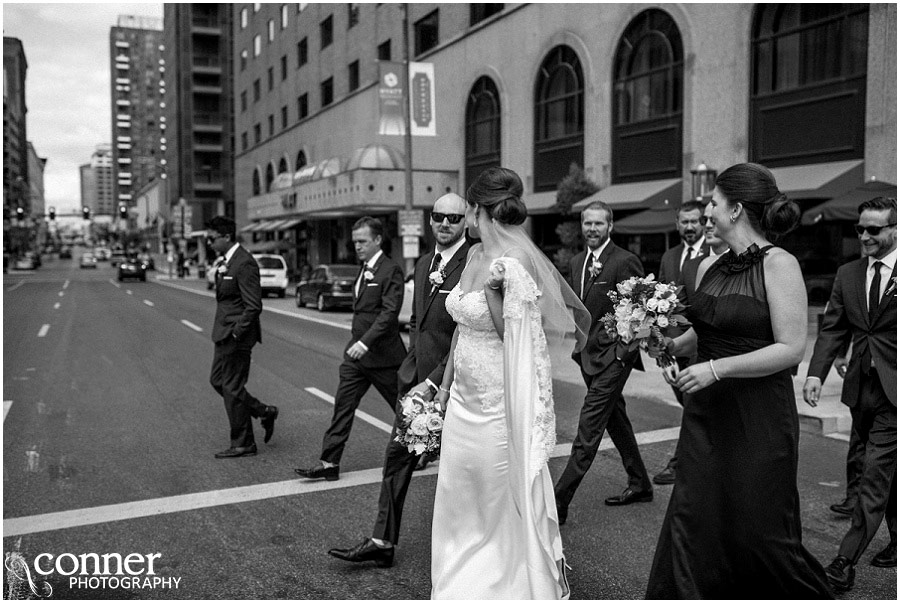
[372,406,419,545]
[838,371,897,563]
[210,339,266,448]
[320,359,399,465]
[844,419,866,502]
[555,356,651,509]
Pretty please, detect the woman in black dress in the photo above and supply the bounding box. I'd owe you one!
[645,163,832,599]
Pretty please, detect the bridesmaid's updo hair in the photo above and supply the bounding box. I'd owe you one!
[715,162,800,238]
[466,167,528,226]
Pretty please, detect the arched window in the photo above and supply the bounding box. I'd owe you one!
[750,4,868,166]
[265,163,275,191]
[278,157,288,174]
[612,9,683,183]
[533,46,584,193]
[296,150,307,171]
[252,168,261,196]
[465,76,501,192]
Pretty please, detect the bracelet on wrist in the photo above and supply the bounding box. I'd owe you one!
[487,282,501,290]
[438,386,451,393]
[709,359,721,382]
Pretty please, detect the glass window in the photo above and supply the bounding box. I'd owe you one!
[296,150,307,170]
[278,157,288,173]
[254,3,260,12]
[268,19,275,42]
[281,106,288,129]
[281,55,288,80]
[266,164,275,191]
[240,7,248,29]
[320,15,334,49]
[298,93,309,118]
[268,114,274,137]
[465,76,502,192]
[240,90,247,112]
[348,3,360,28]
[321,77,334,106]
[253,35,261,57]
[348,60,360,92]
[253,79,261,101]
[241,132,248,150]
[298,38,308,67]
[253,169,261,195]
[470,4,503,26]
[281,4,289,29]
[377,39,391,61]
[268,67,274,90]
[240,49,248,71]
[414,9,439,56]
[253,123,261,144]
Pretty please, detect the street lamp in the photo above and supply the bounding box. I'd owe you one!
[690,162,717,200]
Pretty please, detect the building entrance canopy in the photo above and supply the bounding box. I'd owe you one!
[801,178,897,225]
[572,178,682,213]
[769,159,864,200]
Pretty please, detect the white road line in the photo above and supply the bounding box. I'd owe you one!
[180,319,203,332]
[37,324,50,338]
[3,401,12,422]
[2,426,681,537]
[126,290,133,295]
[53,302,60,310]
[57,291,64,297]
[143,300,155,307]
[109,279,121,289]
[6,281,25,292]
[305,387,394,433]
[826,432,851,442]
[63,280,70,289]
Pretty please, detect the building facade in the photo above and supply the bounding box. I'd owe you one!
[80,143,114,217]
[232,3,896,278]
[109,16,165,215]
[26,141,46,218]
[3,36,28,221]
[163,4,235,234]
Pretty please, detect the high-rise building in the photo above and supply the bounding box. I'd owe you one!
[3,36,28,221]
[26,142,46,218]
[80,144,114,216]
[109,15,165,214]
[163,4,235,232]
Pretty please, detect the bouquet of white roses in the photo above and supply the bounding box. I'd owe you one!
[394,390,444,455]
[600,274,689,379]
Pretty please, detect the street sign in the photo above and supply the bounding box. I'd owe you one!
[182,205,193,237]
[402,235,419,259]
[398,209,423,237]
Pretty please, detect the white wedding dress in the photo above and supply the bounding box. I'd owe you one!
[431,258,568,600]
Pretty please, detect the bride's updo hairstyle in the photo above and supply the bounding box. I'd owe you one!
[715,162,800,239]
[466,167,528,226]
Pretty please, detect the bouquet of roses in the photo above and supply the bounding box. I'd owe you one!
[600,274,689,380]
[394,390,444,455]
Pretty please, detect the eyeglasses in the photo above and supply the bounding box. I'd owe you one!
[431,212,465,224]
[854,223,896,236]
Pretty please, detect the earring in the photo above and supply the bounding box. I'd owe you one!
[731,214,737,223]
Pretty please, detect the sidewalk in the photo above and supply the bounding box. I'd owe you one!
[154,271,850,436]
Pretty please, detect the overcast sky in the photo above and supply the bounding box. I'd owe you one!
[4,2,163,213]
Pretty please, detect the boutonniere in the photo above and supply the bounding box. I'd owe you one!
[588,258,603,278]
[429,262,446,292]
[363,269,375,281]
[216,264,228,275]
[886,276,897,297]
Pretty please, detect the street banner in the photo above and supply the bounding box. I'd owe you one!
[378,61,405,135]
[409,62,436,136]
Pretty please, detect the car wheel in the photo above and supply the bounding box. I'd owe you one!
[295,290,303,307]
[317,294,328,312]
[277,288,286,298]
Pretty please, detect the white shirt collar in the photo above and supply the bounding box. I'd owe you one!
[224,243,240,264]
[587,238,611,262]
[686,239,705,255]
[365,249,383,269]
[435,238,466,266]
[869,248,897,271]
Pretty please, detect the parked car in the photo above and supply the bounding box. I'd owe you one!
[253,254,289,298]
[110,248,127,265]
[117,254,147,281]
[295,264,358,311]
[398,274,415,328]
[206,257,223,290]
[13,255,36,270]
[93,247,111,261]
[138,252,155,270]
[59,246,73,259]
[79,253,98,269]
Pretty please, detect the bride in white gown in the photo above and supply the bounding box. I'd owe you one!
[431,168,590,599]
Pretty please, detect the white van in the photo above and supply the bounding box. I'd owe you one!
[253,254,289,298]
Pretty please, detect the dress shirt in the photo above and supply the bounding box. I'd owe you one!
[223,243,240,265]
[433,238,466,275]
[866,249,897,311]
[680,239,705,272]
[581,238,611,297]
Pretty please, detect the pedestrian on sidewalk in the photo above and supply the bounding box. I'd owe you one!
[804,196,897,593]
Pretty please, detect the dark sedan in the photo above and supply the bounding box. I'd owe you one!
[295,264,358,311]
[117,255,147,282]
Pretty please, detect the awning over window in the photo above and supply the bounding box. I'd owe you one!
[572,178,682,213]
[801,179,896,225]
[256,219,289,232]
[278,218,304,230]
[614,204,679,235]
[239,222,264,233]
[769,159,864,200]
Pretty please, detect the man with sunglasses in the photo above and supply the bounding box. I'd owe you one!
[804,197,897,592]
[327,193,469,568]
[206,216,279,458]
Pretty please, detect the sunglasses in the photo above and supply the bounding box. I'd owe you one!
[206,233,228,244]
[431,212,465,224]
[854,223,896,236]
[699,216,711,226]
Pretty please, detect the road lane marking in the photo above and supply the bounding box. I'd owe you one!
[53,302,60,310]
[57,291,64,297]
[826,432,851,442]
[37,324,50,338]
[6,281,25,292]
[63,280,70,289]
[109,279,121,289]
[126,290,133,295]
[305,387,394,433]
[181,319,203,332]
[2,426,680,537]
[143,300,154,307]
[4,401,11,422]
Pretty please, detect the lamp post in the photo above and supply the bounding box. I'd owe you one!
[690,162,717,200]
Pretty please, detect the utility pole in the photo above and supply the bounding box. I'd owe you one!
[401,3,415,276]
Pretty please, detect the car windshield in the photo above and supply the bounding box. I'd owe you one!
[256,257,284,269]
[329,266,359,278]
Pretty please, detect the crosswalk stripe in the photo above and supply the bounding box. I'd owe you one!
[143,300,154,307]
[3,401,12,422]
[304,387,394,433]
[180,319,203,332]
[37,324,50,338]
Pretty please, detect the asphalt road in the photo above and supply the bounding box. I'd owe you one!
[3,252,895,600]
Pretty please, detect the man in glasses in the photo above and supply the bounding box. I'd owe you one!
[803,197,897,592]
[327,193,468,568]
[206,216,279,458]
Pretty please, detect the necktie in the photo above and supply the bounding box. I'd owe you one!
[869,261,883,319]
[355,262,366,298]
[681,246,694,272]
[582,253,594,298]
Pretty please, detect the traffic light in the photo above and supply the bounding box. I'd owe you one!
[48,207,56,220]
[82,206,91,220]
[118,204,128,219]
[15,207,24,220]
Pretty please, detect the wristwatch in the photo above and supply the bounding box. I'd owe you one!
[426,382,438,395]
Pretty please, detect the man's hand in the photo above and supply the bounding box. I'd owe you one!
[802,377,822,408]
[835,357,848,379]
[346,341,368,360]
[409,381,435,401]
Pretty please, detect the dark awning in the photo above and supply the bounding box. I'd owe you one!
[801,179,897,225]
[614,204,679,235]
[572,178,682,213]
[769,159,864,200]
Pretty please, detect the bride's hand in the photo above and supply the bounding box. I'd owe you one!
[434,388,450,410]
[485,261,505,291]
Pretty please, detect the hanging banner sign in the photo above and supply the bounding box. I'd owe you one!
[409,62,436,136]
[377,61,405,136]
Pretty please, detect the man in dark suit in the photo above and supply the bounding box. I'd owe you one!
[327,193,469,567]
[295,216,407,481]
[207,216,278,459]
[554,201,653,524]
[802,197,897,592]
[652,200,708,485]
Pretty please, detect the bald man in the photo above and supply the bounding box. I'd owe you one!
[328,193,470,567]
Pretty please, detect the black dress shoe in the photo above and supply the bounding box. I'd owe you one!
[556,504,568,526]
[214,445,257,459]
[829,497,856,516]
[604,488,653,506]
[261,405,279,444]
[824,556,855,593]
[652,466,676,485]
[328,538,394,568]
[294,464,339,481]
[871,542,896,568]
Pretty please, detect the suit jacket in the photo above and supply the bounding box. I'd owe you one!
[397,242,470,394]
[570,242,645,375]
[808,257,897,407]
[350,252,407,369]
[212,245,262,345]
[658,241,709,285]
